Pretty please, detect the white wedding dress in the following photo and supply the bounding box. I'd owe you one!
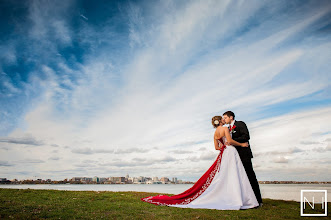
[142,136,259,210]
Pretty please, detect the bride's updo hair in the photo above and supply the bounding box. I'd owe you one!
[212,116,223,128]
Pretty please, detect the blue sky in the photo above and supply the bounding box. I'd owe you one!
[0,0,330,181]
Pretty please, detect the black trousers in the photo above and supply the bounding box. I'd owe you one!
[242,160,262,204]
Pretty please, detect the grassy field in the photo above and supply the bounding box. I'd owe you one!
[0,188,330,219]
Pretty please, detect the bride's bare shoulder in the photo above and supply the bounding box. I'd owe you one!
[220,126,229,135]
[216,126,226,134]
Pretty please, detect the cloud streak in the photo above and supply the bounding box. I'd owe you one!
[0,136,44,146]
[71,147,151,155]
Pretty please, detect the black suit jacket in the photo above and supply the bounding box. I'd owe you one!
[231,121,253,162]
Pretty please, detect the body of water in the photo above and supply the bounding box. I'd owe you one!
[0,184,330,202]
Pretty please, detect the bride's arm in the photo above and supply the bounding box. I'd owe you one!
[214,138,221,150]
[214,131,221,150]
[224,127,248,147]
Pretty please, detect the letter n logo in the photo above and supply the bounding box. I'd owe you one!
[301,190,327,216]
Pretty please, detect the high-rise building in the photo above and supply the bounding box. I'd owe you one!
[138,176,145,182]
[80,177,92,183]
[109,177,125,184]
[71,177,82,182]
[99,178,107,183]
[160,177,169,183]
[93,176,100,183]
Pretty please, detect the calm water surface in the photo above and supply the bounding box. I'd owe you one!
[1,184,330,202]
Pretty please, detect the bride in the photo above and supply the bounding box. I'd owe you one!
[141,116,259,210]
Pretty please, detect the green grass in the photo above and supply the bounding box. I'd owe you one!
[0,188,330,219]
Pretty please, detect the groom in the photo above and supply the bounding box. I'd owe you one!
[223,111,263,206]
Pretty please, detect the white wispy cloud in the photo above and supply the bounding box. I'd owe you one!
[28,0,73,45]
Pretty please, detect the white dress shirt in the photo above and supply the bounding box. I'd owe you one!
[230,120,236,128]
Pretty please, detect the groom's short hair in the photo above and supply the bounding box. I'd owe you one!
[223,111,235,119]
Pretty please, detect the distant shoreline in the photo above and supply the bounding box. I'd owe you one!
[258,181,331,184]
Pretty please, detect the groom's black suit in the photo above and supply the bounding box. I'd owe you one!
[232,120,262,204]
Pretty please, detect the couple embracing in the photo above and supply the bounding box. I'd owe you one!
[141,111,263,210]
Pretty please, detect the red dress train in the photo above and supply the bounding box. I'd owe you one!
[141,140,226,206]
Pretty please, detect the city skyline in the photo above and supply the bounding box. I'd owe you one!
[0,175,188,184]
[1,176,330,185]
[0,1,330,182]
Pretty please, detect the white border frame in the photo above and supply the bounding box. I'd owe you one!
[300,190,327,217]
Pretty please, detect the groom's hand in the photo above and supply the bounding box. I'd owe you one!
[241,142,249,147]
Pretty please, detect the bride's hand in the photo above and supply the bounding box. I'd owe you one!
[241,142,249,147]
[225,142,230,146]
